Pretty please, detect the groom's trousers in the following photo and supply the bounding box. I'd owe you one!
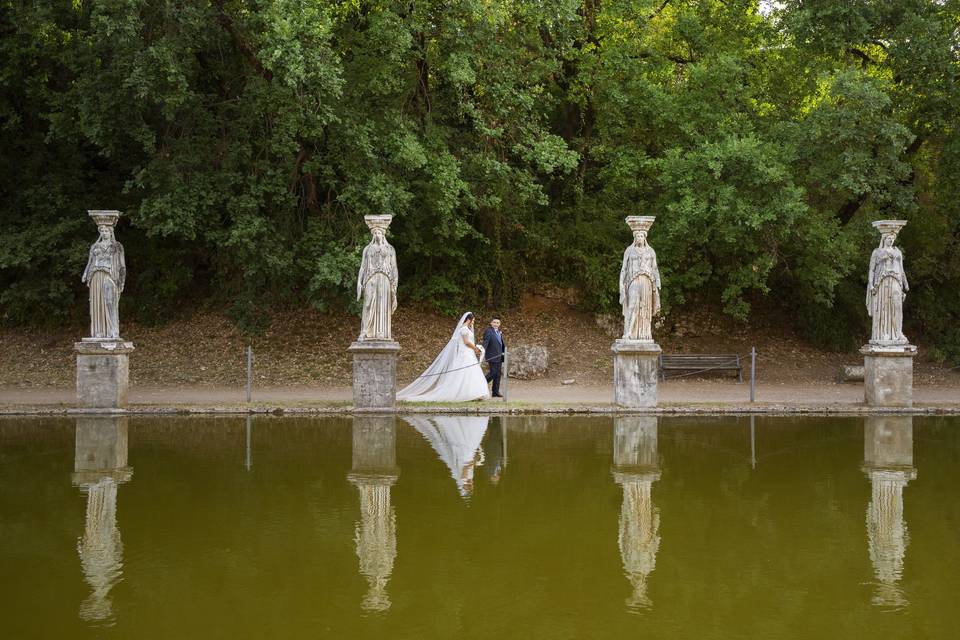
[486,358,502,396]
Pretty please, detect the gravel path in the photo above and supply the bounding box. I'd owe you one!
[2,379,957,410]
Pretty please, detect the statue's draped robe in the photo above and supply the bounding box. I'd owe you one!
[78,478,123,622]
[357,242,398,341]
[866,247,908,344]
[355,481,397,611]
[620,245,661,341]
[866,470,911,607]
[82,240,125,340]
[618,476,660,610]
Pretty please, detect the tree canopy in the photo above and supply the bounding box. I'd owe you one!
[2,0,958,360]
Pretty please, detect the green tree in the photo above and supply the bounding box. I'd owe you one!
[1,0,958,361]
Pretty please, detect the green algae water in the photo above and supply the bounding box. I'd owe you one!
[2,415,959,639]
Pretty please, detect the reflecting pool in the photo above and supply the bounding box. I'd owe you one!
[1,415,959,639]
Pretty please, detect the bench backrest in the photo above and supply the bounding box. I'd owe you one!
[660,354,740,368]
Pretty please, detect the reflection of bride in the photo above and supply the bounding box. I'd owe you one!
[397,312,490,402]
[404,416,489,497]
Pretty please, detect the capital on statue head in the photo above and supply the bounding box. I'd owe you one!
[625,216,655,234]
[364,214,393,233]
[88,210,122,228]
[871,219,907,240]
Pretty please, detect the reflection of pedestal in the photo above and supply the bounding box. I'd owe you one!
[348,416,399,612]
[72,417,132,623]
[612,416,661,611]
[862,416,915,608]
[348,341,400,410]
[861,344,916,407]
[612,340,661,408]
[75,340,135,408]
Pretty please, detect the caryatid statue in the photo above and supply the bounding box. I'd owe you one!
[72,417,132,623]
[862,416,916,608]
[866,220,909,346]
[613,417,661,611]
[81,211,126,340]
[619,216,661,341]
[349,416,399,612]
[356,215,399,341]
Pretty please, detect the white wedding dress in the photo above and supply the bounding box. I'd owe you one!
[397,312,490,402]
[404,416,490,497]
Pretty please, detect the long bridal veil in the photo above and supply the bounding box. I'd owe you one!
[405,416,490,497]
[397,311,474,401]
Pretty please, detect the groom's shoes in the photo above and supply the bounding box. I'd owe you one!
[492,394,504,398]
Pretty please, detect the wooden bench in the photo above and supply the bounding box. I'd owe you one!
[659,354,743,382]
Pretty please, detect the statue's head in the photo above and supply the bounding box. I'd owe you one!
[633,230,647,247]
[97,225,114,242]
[372,228,385,244]
[881,233,895,248]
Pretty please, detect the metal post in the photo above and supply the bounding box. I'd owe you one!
[245,415,252,472]
[750,346,756,403]
[750,415,756,470]
[502,417,508,469]
[502,350,509,402]
[246,345,253,403]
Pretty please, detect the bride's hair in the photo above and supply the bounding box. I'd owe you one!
[464,312,474,322]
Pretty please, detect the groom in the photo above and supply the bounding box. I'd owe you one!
[482,315,505,398]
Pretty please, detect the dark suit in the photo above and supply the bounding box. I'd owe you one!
[481,325,505,396]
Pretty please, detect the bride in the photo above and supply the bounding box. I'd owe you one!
[397,312,490,402]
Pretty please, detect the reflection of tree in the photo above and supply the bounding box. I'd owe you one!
[352,478,397,612]
[350,416,399,612]
[613,417,660,612]
[863,417,915,609]
[73,417,131,624]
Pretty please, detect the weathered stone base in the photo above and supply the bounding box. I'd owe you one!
[612,340,661,408]
[863,416,914,470]
[861,344,916,408]
[72,416,133,485]
[348,341,401,410]
[75,340,135,408]
[350,415,398,474]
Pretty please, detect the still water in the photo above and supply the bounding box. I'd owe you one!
[1,415,958,639]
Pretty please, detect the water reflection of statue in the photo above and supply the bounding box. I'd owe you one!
[72,417,132,623]
[866,221,909,345]
[612,416,661,611]
[81,211,126,340]
[356,215,399,341]
[405,415,489,498]
[348,416,399,612]
[619,217,661,342]
[862,416,915,608]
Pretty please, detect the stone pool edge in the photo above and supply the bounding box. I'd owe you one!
[2,403,960,417]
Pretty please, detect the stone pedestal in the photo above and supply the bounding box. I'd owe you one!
[75,340,135,409]
[861,344,916,408]
[73,417,133,485]
[348,341,401,410]
[612,340,661,408]
[350,415,398,475]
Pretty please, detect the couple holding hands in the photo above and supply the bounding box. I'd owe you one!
[397,313,505,402]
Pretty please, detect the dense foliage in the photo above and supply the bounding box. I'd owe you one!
[1,0,958,358]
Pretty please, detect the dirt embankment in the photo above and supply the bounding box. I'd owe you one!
[2,295,959,390]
